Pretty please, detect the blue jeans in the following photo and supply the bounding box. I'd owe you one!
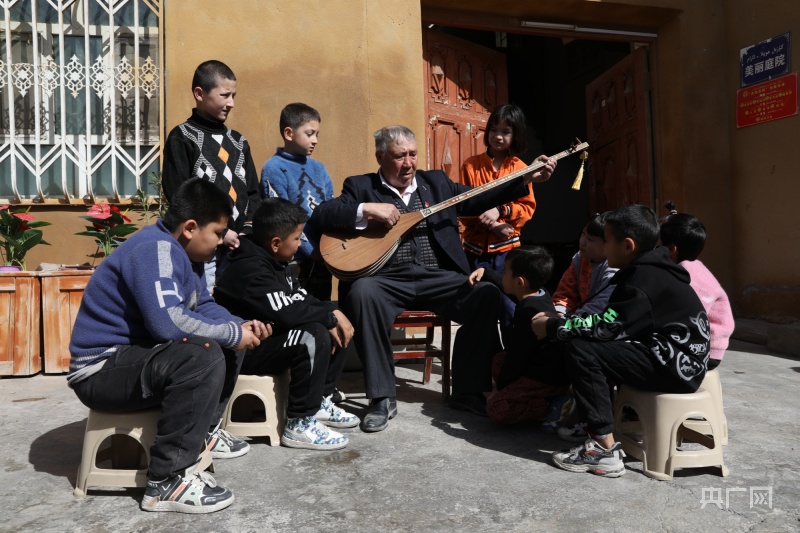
[72,339,244,479]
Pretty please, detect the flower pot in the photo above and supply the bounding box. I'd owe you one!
[0,265,23,272]
[40,270,93,373]
[0,271,41,376]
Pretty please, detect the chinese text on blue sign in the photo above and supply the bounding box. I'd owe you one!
[740,33,790,88]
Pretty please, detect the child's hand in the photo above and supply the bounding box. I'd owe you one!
[236,325,262,351]
[330,309,354,352]
[223,229,240,250]
[242,320,272,341]
[468,268,486,286]
[478,207,501,226]
[490,222,514,239]
[531,313,550,340]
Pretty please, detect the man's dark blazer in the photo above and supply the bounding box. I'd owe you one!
[308,169,531,275]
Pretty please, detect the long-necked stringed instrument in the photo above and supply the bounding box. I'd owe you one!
[320,141,589,281]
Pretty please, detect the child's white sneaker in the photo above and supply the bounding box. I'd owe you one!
[281,416,348,450]
[315,394,360,428]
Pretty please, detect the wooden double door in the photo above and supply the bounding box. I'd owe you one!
[422,29,508,183]
[585,46,654,212]
[423,28,654,213]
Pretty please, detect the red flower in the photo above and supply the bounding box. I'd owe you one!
[110,205,131,222]
[87,203,113,220]
[0,205,8,211]
[13,212,35,222]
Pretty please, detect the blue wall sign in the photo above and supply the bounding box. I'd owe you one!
[740,32,791,87]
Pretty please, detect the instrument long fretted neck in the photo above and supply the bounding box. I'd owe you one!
[320,142,588,281]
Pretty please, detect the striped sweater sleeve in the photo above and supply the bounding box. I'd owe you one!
[127,240,243,349]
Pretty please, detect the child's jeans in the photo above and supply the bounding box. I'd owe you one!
[72,338,244,479]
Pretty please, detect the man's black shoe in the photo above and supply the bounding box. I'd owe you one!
[360,397,397,432]
[449,392,489,417]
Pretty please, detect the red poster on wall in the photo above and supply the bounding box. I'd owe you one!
[736,73,798,128]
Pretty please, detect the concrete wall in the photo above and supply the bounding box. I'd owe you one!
[723,0,800,320]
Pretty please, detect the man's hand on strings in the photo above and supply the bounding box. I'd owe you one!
[363,203,401,228]
[524,155,557,185]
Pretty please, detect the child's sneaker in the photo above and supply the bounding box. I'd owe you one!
[281,416,348,450]
[315,395,360,428]
[141,468,234,513]
[558,422,589,443]
[552,438,626,477]
[541,395,571,433]
[331,388,347,403]
[207,422,250,459]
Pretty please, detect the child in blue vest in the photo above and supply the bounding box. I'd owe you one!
[261,103,334,301]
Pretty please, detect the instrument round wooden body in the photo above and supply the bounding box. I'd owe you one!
[319,210,424,281]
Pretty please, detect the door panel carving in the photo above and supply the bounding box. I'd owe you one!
[585,47,653,213]
[423,29,508,178]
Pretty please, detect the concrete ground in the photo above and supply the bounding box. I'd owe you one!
[2,337,799,533]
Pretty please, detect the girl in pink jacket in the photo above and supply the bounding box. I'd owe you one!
[660,203,734,368]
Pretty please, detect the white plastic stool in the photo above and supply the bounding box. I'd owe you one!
[74,409,213,498]
[682,369,728,445]
[614,385,729,480]
[223,373,288,446]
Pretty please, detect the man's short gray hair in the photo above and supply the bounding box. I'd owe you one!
[374,125,416,157]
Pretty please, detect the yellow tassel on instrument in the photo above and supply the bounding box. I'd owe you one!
[571,151,588,191]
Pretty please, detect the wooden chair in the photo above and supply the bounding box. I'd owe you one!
[391,310,451,401]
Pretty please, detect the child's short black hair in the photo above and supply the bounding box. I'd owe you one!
[585,212,608,238]
[280,103,321,133]
[484,104,528,156]
[253,198,308,247]
[192,60,236,93]
[163,178,232,231]
[659,201,706,262]
[506,246,553,290]
[604,204,660,252]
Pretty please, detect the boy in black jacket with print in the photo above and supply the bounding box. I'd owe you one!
[214,198,359,451]
[532,204,710,478]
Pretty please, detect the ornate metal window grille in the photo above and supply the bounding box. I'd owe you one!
[0,0,162,204]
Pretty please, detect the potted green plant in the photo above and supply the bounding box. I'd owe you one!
[0,205,52,271]
[76,203,139,259]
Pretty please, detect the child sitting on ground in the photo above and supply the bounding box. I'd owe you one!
[260,103,335,301]
[214,198,359,451]
[68,178,270,513]
[532,204,710,478]
[660,202,734,369]
[552,212,618,316]
[468,246,570,424]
